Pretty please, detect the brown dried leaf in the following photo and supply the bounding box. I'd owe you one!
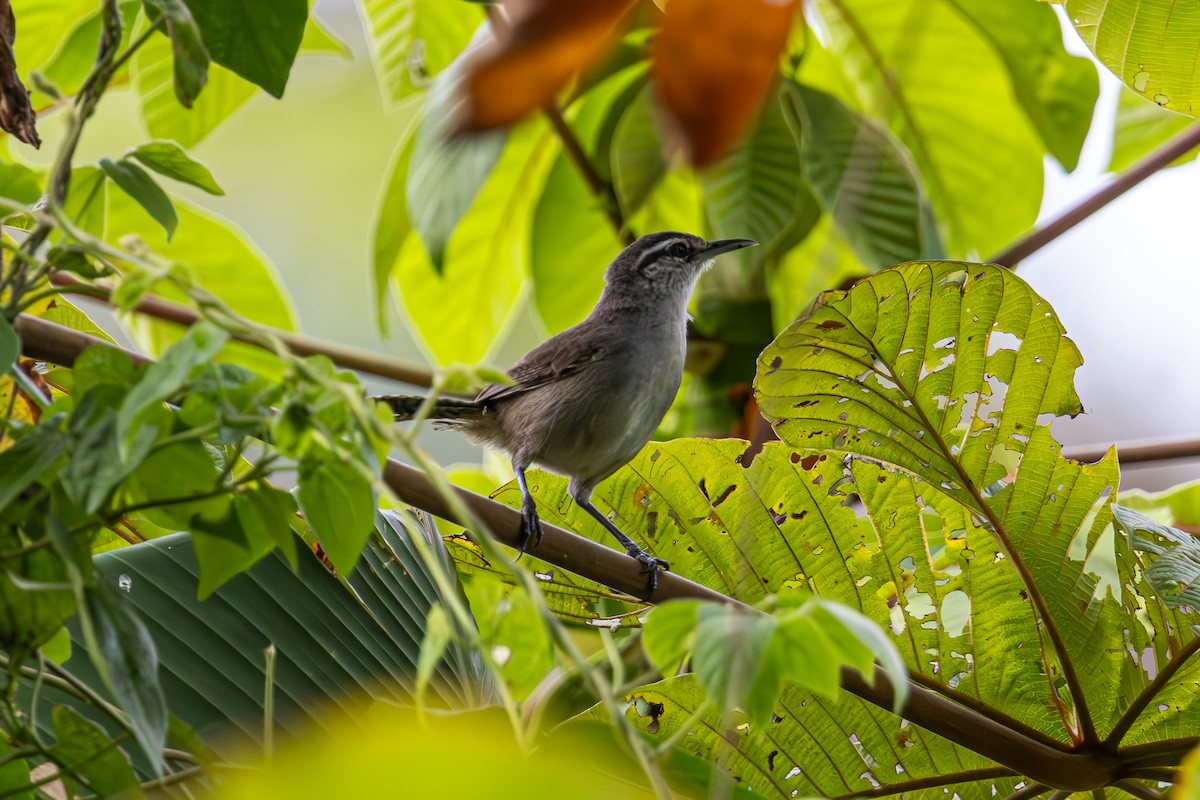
[652,0,796,167]
[462,0,636,131]
[0,0,39,147]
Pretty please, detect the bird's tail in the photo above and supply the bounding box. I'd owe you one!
[374,394,484,422]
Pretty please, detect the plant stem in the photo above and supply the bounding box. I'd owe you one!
[990,120,1200,267]
[828,767,1017,800]
[542,101,633,245]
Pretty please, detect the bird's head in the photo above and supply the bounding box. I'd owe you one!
[603,232,758,305]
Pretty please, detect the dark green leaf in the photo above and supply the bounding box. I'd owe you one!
[72,345,137,397]
[0,314,18,378]
[46,246,104,279]
[184,0,307,98]
[407,33,507,270]
[142,0,211,107]
[128,140,224,194]
[191,484,298,598]
[61,412,160,513]
[296,457,376,575]
[0,739,32,799]
[122,442,226,532]
[787,81,938,268]
[80,584,167,776]
[50,705,142,797]
[702,89,807,273]
[611,85,667,218]
[0,424,69,509]
[99,157,179,238]
[116,321,230,442]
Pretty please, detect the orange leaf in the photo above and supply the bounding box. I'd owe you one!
[652,0,798,167]
[462,0,636,131]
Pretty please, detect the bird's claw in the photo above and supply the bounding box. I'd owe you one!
[631,549,670,596]
[513,504,543,563]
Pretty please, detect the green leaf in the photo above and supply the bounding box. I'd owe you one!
[529,67,641,333]
[50,705,142,797]
[299,10,349,56]
[786,81,937,268]
[371,123,417,333]
[62,166,107,239]
[0,314,17,377]
[189,483,299,598]
[99,157,179,238]
[80,584,168,776]
[142,0,211,107]
[1113,505,1200,611]
[807,0,1044,257]
[416,603,452,705]
[128,140,224,195]
[54,513,488,759]
[396,122,554,365]
[133,26,255,148]
[460,577,553,700]
[407,35,508,270]
[34,2,142,103]
[10,0,97,75]
[702,89,807,273]
[0,424,69,509]
[945,0,1098,171]
[116,321,230,442]
[1108,86,1197,173]
[611,85,667,219]
[0,739,32,800]
[104,188,296,371]
[0,162,43,205]
[360,0,484,105]
[692,604,778,725]
[642,599,700,678]
[185,0,307,98]
[1066,0,1200,115]
[296,457,376,575]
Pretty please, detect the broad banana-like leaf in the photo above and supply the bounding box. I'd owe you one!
[38,510,490,765]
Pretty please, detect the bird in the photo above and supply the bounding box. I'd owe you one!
[379,232,757,594]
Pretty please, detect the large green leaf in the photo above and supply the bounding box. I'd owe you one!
[807,0,1044,257]
[37,512,489,764]
[370,123,417,333]
[360,0,483,105]
[945,0,1098,171]
[1067,0,1200,116]
[786,81,936,269]
[702,88,805,273]
[9,0,96,75]
[185,0,306,98]
[133,24,256,148]
[611,85,667,220]
[394,122,554,366]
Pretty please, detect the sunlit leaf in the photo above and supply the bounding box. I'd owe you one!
[461,0,636,131]
[360,0,483,105]
[807,0,1044,257]
[99,157,178,238]
[611,84,666,219]
[1067,0,1200,116]
[1113,505,1200,611]
[946,0,1098,171]
[1107,86,1197,173]
[652,0,798,166]
[371,121,417,333]
[0,161,41,204]
[128,140,224,195]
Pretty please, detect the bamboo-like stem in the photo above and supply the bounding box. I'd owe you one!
[990,120,1200,267]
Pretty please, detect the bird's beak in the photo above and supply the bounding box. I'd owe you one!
[704,238,758,257]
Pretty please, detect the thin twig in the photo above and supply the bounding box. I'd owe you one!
[1004,782,1053,800]
[990,120,1200,267]
[542,101,633,244]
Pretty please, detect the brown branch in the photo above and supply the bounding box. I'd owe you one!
[1114,779,1164,800]
[1005,782,1053,800]
[48,273,454,394]
[1064,436,1200,467]
[990,119,1200,267]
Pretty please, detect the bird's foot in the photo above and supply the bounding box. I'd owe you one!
[628,547,670,596]
[513,503,543,562]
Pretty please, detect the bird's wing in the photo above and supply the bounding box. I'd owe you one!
[476,330,614,405]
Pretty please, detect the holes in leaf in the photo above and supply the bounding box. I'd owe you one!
[986,330,1020,355]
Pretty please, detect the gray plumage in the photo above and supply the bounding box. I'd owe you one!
[377,231,757,594]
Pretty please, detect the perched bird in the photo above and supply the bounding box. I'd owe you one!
[379,232,756,593]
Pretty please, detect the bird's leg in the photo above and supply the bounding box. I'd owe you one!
[513,464,542,560]
[578,499,669,596]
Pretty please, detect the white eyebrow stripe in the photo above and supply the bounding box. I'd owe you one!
[637,237,689,269]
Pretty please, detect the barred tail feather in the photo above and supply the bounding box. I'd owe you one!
[374,394,484,422]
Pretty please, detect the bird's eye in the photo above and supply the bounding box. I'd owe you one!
[667,241,689,259]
